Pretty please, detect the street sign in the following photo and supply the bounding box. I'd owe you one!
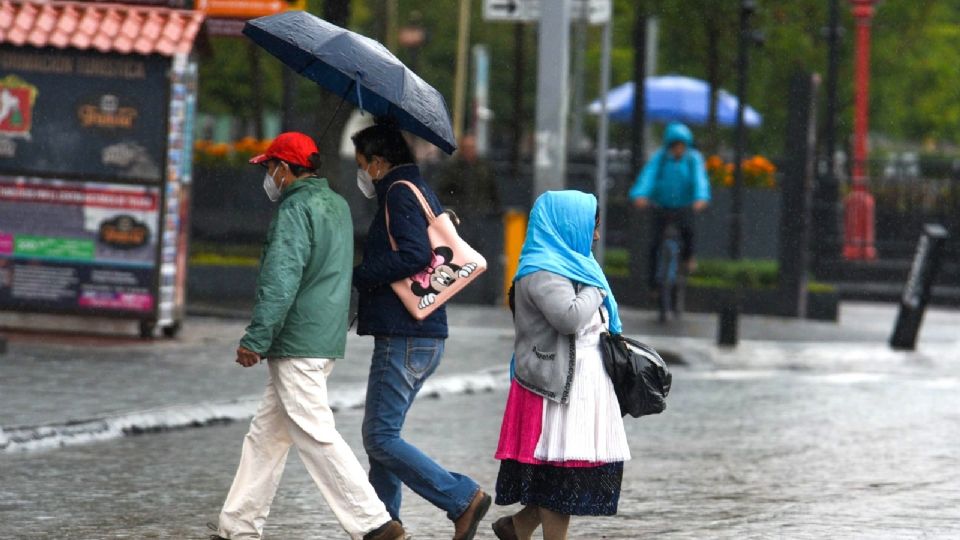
[483,0,610,24]
[573,0,611,25]
[483,0,539,22]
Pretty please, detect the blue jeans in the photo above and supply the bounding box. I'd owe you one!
[362,336,479,521]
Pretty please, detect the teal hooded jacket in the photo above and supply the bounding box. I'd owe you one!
[628,123,711,209]
[239,177,353,359]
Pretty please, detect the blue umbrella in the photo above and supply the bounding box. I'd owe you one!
[588,76,762,128]
[243,11,457,154]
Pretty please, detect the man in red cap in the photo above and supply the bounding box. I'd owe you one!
[211,132,405,540]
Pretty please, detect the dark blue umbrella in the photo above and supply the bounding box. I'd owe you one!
[243,11,457,154]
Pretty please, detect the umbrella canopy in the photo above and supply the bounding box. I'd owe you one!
[244,11,457,154]
[589,76,762,128]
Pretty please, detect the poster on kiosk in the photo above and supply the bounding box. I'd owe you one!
[0,3,202,338]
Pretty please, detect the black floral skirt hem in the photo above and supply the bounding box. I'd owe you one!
[494,459,623,516]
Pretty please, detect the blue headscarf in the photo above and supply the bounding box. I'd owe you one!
[514,190,622,334]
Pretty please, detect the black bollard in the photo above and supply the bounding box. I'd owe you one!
[717,304,739,347]
[778,72,820,318]
[890,224,949,351]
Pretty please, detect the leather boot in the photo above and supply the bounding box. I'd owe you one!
[363,520,406,540]
[452,490,491,540]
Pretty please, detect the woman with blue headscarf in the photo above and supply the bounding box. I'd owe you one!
[492,191,630,540]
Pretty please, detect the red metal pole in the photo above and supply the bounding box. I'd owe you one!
[843,0,877,260]
[851,0,872,186]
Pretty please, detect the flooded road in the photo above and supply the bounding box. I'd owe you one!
[2,306,959,538]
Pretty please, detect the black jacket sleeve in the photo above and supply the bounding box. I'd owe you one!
[353,186,433,290]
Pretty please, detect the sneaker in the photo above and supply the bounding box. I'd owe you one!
[363,520,406,540]
[452,490,492,540]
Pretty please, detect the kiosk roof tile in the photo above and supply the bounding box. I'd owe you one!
[0,0,204,56]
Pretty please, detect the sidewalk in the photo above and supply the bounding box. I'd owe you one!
[188,298,960,344]
[2,301,957,430]
[623,300,960,344]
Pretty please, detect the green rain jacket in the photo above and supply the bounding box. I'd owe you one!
[239,177,353,359]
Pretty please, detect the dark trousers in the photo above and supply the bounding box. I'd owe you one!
[647,207,696,289]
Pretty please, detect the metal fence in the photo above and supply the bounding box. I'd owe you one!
[191,152,958,272]
[844,156,960,258]
[468,153,639,249]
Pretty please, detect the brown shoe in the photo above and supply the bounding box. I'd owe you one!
[452,490,492,540]
[206,522,228,540]
[363,520,406,540]
[491,516,519,540]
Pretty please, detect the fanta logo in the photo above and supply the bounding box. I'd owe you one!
[99,215,150,249]
[0,75,38,140]
[77,94,138,129]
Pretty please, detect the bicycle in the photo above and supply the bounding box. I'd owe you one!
[653,221,686,323]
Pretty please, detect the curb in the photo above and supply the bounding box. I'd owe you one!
[185,303,252,320]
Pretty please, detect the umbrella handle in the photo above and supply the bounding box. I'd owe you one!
[319,84,354,143]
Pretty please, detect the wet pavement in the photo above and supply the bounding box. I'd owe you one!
[1,303,960,538]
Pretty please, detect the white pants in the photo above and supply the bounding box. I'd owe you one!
[218,358,391,540]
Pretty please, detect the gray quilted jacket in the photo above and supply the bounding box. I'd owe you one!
[513,271,605,404]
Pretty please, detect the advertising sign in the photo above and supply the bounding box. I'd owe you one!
[74,0,196,7]
[199,0,306,20]
[154,55,198,327]
[0,75,37,139]
[0,47,168,182]
[0,176,160,315]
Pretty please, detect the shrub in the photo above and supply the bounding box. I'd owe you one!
[194,137,272,167]
[602,250,834,292]
[706,154,778,189]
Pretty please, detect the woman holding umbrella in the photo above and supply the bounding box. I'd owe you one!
[350,122,491,540]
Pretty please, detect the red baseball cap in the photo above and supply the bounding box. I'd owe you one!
[249,132,319,168]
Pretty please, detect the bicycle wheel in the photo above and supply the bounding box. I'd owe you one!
[659,281,672,322]
[658,239,681,322]
[674,274,686,319]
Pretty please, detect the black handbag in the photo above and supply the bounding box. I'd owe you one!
[598,313,672,418]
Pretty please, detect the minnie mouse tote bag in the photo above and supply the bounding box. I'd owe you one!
[386,181,487,320]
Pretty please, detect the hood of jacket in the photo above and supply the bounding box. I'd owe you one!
[663,122,694,147]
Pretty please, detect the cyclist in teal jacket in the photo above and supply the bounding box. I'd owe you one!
[629,122,710,288]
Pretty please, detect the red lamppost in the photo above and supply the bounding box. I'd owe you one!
[843,0,878,260]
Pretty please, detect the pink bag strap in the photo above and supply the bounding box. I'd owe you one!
[384,180,437,252]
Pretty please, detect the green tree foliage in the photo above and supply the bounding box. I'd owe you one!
[198,38,283,118]
[870,1,960,146]
[196,0,960,154]
[353,1,539,147]
[600,0,960,154]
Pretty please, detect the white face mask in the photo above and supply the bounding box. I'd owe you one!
[263,166,284,202]
[356,166,377,199]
